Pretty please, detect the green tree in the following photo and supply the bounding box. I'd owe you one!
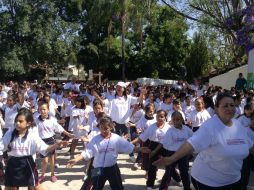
[185,32,210,81]
[161,0,251,65]
[132,6,189,79]
[0,0,80,80]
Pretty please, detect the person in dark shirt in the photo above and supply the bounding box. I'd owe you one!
[235,73,247,91]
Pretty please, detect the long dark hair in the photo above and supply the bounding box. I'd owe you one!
[7,108,35,152]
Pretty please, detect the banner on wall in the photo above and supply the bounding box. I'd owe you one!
[247,49,254,89]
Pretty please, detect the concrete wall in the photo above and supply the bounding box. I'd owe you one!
[209,65,247,90]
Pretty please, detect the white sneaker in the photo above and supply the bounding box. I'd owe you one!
[147,187,152,190]
[83,173,88,181]
[132,163,139,170]
[54,163,60,168]
[171,179,183,187]
[129,156,136,163]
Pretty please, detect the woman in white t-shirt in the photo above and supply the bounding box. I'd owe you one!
[153,93,254,190]
[109,81,145,136]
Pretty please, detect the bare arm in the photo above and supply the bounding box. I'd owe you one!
[46,141,68,154]
[63,130,75,138]
[153,142,194,167]
[131,137,141,145]
[66,154,84,168]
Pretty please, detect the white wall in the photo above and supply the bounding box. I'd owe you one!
[209,65,247,90]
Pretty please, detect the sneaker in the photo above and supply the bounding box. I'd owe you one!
[129,156,136,163]
[131,163,139,171]
[38,175,45,183]
[51,175,58,183]
[55,163,60,168]
[83,173,87,181]
[147,187,152,190]
[171,179,183,187]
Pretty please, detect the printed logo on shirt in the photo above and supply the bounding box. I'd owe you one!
[11,146,29,151]
[226,139,246,145]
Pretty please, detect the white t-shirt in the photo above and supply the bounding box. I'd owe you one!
[184,105,195,121]
[109,95,138,124]
[0,128,48,157]
[247,127,254,142]
[63,82,80,92]
[136,115,156,132]
[237,115,250,128]
[68,107,87,132]
[81,133,134,168]
[188,115,252,187]
[3,104,19,129]
[129,109,144,124]
[139,122,170,142]
[35,116,64,139]
[158,102,172,113]
[187,109,211,128]
[17,101,31,109]
[162,125,193,151]
[144,100,159,111]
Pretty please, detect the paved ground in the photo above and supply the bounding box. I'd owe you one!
[5,145,254,190]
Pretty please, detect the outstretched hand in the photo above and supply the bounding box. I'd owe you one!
[57,140,68,148]
[66,159,77,168]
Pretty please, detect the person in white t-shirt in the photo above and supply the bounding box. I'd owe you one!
[67,116,149,190]
[241,112,254,190]
[187,97,211,132]
[237,104,252,128]
[63,76,80,92]
[0,108,67,190]
[183,96,195,122]
[2,95,19,132]
[159,111,193,190]
[158,93,174,113]
[131,110,172,190]
[153,93,254,190]
[36,101,73,183]
[109,81,146,136]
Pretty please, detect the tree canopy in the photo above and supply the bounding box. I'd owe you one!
[1,0,244,82]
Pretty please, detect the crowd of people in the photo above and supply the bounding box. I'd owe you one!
[0,75,252,190]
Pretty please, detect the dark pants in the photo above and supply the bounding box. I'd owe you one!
[92,164,123,190]
[114,122,134,157]
[146,141,161,187]
[159,149,191,190]
[141,140,150,171]
[240,153,254,190]
[80,158,94,190]
[114,123,128,136]
[191,177,241,190]
[62,116,70,141]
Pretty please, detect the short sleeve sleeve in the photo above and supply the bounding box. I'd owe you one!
[117,136,134,154]
[187,123,214,152]
[139,128,151,142]
[34,136,49,156]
